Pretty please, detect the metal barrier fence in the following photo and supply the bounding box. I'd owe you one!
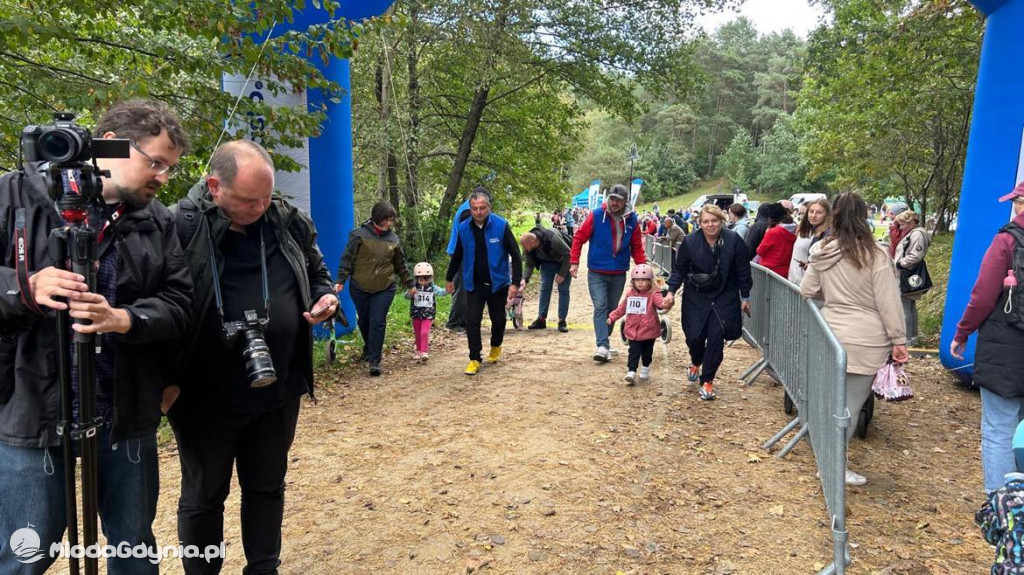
[642,238,851,575]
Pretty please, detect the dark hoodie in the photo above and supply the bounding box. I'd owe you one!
[745,203,772,260]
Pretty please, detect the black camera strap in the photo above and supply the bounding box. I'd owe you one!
[14,208,45,316]
[208,220,271,323]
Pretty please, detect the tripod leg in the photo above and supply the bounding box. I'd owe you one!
[48,229,80,575]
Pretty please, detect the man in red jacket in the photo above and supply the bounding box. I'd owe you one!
[952,181,1024,493]
[569,185,647,362]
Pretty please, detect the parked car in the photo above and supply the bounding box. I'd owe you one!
[688,192,748,214]
[788,192,828,209]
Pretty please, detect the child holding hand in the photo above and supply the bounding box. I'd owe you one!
[607,264,668,385]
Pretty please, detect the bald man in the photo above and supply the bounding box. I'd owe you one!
[168,139,337,574]
[520,226,572,332]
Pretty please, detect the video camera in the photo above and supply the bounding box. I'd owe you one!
[20,113,129,205]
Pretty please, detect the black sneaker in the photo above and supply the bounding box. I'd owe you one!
[528,318,547,330]
[557,320,568,333]
[369,361,381,377]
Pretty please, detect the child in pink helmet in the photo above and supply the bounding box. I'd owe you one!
[607,264,668,384]
[404,262,448,361]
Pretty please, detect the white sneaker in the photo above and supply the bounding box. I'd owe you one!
[624,371,636,385]
[593,346,610,362]
[420,352,429,362]
[607,347,619,358]
[411,352,423,362]
[639,366,650,380]
[845,469,867,486]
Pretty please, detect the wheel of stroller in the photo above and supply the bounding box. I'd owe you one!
[512,312,523,330]
[783,391,794,415]
[855,398,872,439]
[660,317,672,344]
[619,321,628,344]
[327,340,337,364]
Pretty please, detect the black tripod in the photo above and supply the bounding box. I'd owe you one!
[49,197,101,575]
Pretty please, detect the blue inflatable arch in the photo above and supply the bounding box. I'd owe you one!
[942,0,1024,379]
[226,2,394,336]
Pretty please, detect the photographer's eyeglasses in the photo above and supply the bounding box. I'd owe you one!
[130,140,179,177]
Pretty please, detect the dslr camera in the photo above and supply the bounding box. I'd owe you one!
[21,112,129,203]
[222,310,277,388]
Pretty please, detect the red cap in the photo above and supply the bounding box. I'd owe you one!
[999,181,1024,202]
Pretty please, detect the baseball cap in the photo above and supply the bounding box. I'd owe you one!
[608,184,628,200]
[998,181,1024,202]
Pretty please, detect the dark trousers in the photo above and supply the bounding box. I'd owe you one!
[465,286,509,361]
[171,400,301,575]
[446,268,467,329]
[686,312,725,384]
[349,282,396,362]
[627,338,656,371]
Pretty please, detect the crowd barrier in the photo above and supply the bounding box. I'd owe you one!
[642,236,851,575]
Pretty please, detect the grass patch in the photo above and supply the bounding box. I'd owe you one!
[916,231,954,348]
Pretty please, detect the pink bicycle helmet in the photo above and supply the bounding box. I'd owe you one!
[631,264,654,280]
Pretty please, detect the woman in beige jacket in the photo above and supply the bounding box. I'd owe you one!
[800,192,909,486]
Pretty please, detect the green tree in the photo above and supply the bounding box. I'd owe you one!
[754,116,807,195]
[0,1,357,198]
[716,131,757,190]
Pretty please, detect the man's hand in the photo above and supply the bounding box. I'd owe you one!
[446,281,455,294]
[161,385,180,415]
[555,274,565,285]
[508,284,519,300]
[741,301,751,317]
[892,344,910,364]
[950,340,966,360]
[304,294,340,325]
[29,267,88,310]
[663,292,675,307]
[334,282,344,293]
[569,264,579,278]
[68,293,132,334]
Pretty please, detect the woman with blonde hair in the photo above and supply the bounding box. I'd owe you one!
[665,204,753,401]
[789,197,831,285]
[800,192,908,486]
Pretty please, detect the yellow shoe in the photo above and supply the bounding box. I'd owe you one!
[485,346,502,364]
[464,360,482,375]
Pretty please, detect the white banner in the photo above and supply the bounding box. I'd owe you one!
[630,179,643,207]
[221,74,312,215]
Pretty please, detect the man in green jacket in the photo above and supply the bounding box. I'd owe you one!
[520,227,572,332]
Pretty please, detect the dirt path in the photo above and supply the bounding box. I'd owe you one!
[142,252,990,574]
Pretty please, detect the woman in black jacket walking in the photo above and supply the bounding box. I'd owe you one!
[665,205,753,401]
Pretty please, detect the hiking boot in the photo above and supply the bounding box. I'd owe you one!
[845,469,868,486]
[557,320,568,333]
[639,366,650,381]
[528,318,547,330]
[369,361,382,377]
[593,346,610,362]
[688,365,700,383]
[624,371,636,385]
[485,346,502,364]
[699,382,717,401]
[465,360,482,375]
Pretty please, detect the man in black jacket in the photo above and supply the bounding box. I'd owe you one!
[520,227,572,332]
[166,140,337,575]
[0,99,192,574]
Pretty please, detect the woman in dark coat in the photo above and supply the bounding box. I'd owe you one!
[665,204,753,401]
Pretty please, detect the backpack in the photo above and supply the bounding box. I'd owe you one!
[1001,224,1024,330]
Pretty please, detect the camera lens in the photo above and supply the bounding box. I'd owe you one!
[241,329,277,388]
[38,128,84,163]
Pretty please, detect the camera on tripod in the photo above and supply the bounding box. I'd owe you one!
[20,113,129,204]
[222,310,277,388]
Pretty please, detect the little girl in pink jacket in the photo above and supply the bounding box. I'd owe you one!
[608,264,668,385]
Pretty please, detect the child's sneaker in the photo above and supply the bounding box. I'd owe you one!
[639,366,650,381]
[624,371,636,385]
[420,352,429,362]
[699,382,716,401]
[412,352,423,362]
[688,365,700,383]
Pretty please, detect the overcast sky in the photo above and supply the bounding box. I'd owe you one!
[696,0,826,38]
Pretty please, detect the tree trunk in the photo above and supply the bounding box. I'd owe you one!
[404,0,421,209]
[428,84,490,254]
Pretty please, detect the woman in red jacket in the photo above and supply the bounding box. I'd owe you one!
[756,202,797,278]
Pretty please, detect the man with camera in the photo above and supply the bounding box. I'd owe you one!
[0,99,193,574]
[165,139,337,575]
